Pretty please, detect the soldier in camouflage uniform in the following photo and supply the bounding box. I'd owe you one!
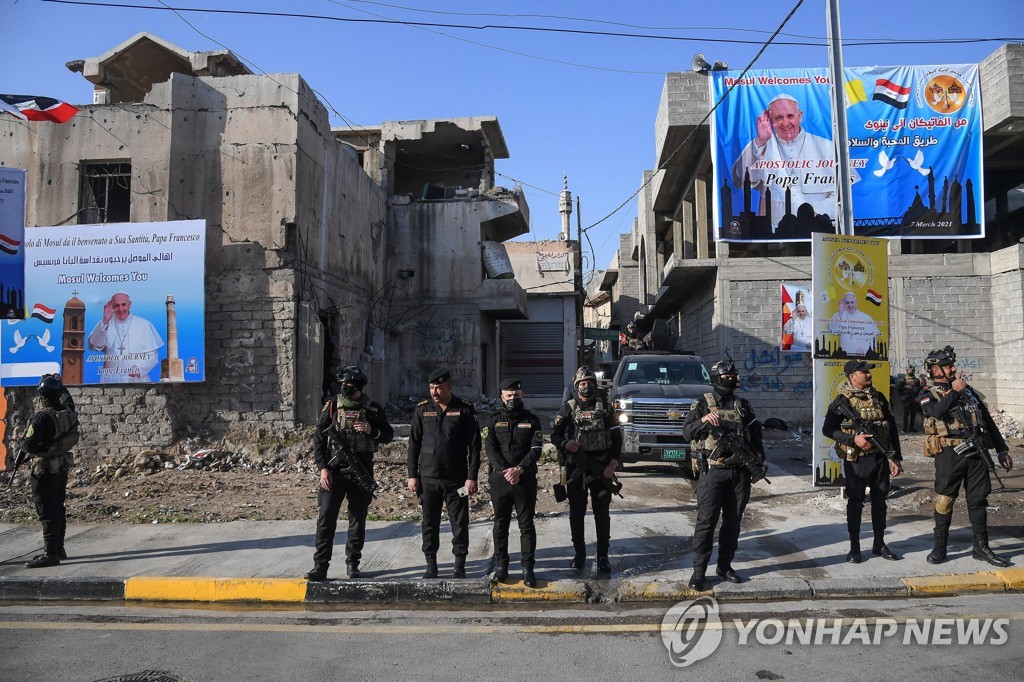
[551,367,622,574]
[822,359,903,564]
[919,348,1013,567]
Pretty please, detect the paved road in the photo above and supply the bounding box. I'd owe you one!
[2,594,1022,681]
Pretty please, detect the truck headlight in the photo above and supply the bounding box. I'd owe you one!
[618,412,629,424]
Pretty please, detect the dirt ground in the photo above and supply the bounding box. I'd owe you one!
[1,421,1022,529]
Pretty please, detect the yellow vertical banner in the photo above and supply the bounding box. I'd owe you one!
[811,234,890,486]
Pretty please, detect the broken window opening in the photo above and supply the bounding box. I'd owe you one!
[79,162,132,224]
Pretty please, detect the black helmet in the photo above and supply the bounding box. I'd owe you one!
[925,348,955,368]
[339,366,367,390]
[37,374,64,403]
[710,360,739,393]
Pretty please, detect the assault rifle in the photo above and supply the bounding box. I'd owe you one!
[706,425,770,484]
[5,443,26,488]
[953,404,1006,491]
[564,452,623,500]
[834,399,896,461]
[324,429,379,498]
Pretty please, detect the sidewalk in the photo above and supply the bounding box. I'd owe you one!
[1,500,1021,605]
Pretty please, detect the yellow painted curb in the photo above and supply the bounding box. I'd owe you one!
[125,577,308,603]
[993,567,1024,590]
[902,572,1007,596]
[616,579,711,602]
[491,580,587,603]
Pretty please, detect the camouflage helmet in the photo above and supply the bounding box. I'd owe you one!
[906,365,915,375]
[573,366,597,386]
[339,365,368,390]
[925,348,955,368]
[626,322,637,334]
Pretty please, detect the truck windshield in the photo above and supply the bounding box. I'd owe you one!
[620,360,710,385]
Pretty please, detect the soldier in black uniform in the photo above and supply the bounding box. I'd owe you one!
[20,374,79,568]
[482,378,544,587]
[919,348,1013,567]
[681,360,764,590]
[305,367,394,581]
[551,367,621,574]
[898,365,923,433]
[407,367,481,578]
[822,359,903,564]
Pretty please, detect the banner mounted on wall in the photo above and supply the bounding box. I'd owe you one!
[0,220,206,386]
[0,168,27,320]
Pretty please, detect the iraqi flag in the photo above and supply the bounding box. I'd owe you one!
[0,94,79,123]
[30,303,56,323]
[865,289,883,306]
[0,233,20,255]
[872,79,911,110]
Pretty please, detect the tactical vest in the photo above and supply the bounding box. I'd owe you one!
[836,387,889,461]
[922,385,982,456]
[333,401,377,454]
[902,375,922,396]
[569,398,611,452]
[695,392,748,457]
[31,408,79,475]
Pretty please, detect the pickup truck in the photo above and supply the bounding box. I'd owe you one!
[609,352,712,477]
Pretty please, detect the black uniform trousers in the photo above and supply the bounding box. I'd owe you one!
[901,399,920,432]
[935,445,992,534]
[566,465,612,558]
[692,466,751,571]
[30,468,68,555]
[313,468,373,568]
[843,453,891,540]
[489,470,537,566]
[419,475,470,557]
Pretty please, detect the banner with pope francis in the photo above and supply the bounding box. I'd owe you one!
[0,220,205,386]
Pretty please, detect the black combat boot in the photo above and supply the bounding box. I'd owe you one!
[25,553,59,569]
[972,535,1011,568]
[453,555,467,578]
[492,558,509,582]
[570,552,586,570]
[595,556,612,574]
[346,561,362,579]
[688,568,706,591]
[58,547,68,561]
[716,566,742,583]
[522,563,537,588]
[872,532,899,560]
[422,554,438,579]
[846,539,862,564]
[927,512,951,564]
[304,564,328,581]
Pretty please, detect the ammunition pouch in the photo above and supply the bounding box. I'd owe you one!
[31,452,74,476]
[925,434,963,457]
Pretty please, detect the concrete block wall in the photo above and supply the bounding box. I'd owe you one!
[989,246,1024,413]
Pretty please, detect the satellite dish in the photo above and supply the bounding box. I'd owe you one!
[691,53,711,73]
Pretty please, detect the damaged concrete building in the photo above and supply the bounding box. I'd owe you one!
[1,33,533,455]
[615,42,1024,424]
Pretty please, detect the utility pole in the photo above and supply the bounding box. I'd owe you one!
[827,0,854,235]
[575,195,585,369]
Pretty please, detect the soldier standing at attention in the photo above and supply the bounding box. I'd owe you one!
[305,366,393,581]
[407,368,481,578]
[919,348,1013,567]
[898,365,923,433]
[822,360,903,564]
[482,378,544,587]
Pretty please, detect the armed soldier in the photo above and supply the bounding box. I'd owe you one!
[407,367,481,579]
[482,378,544,587]
[18,374,80,568]
[919,348,1013,567]
[681,360,765,590]
[305,366,394,581]
[551,367,622,574]
[898,365,923,432]
[822,360,903,564]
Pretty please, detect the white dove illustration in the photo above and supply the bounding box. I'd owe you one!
[906,150,931,176]
[38,328,54,352]
[9,329,27,354]
[873,149,896,177]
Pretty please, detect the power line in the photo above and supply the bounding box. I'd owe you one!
[583,0,809,233]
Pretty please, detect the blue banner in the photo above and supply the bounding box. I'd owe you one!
[0,220,206,386]
[711,64,984,242]
[0,168,26,319]
[845,64,983,238]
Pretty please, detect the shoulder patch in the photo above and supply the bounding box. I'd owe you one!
[481,426,490,439]
[554,415,565,426]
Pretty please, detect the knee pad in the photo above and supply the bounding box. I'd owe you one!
[935,494,956,515]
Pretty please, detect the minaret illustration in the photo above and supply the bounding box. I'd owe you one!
[160,293,184,381]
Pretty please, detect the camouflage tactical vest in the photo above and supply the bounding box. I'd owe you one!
[569,398,611,452]
[695,392,748,456]
[836,386,889,462]
[30,408,79,475]
[922,385,981,456]
[334,400,377,454]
